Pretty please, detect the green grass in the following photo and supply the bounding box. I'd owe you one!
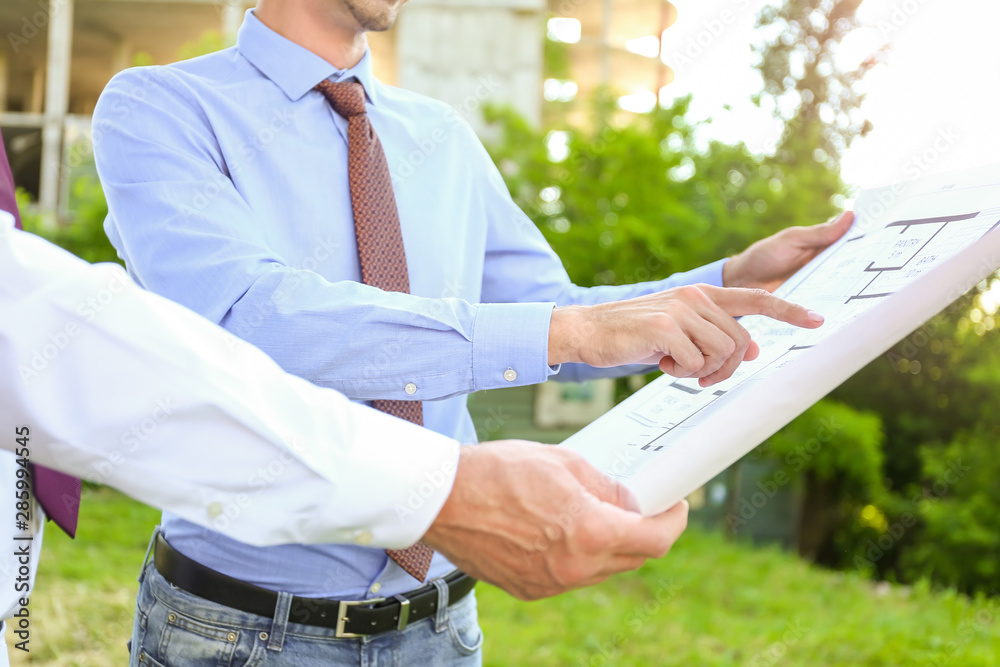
[7,489,1000,665]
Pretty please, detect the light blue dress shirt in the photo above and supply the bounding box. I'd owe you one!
[93,10,725,600]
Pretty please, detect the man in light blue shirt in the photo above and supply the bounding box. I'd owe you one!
[92,0,851,663]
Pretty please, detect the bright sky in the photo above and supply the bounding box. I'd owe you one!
[657,0,1000,191]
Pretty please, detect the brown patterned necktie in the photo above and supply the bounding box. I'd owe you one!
[316,79,433,582]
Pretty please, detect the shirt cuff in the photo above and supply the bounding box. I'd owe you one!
[472,302,556,391]
[670,258,727,288]
[317,416,462,549]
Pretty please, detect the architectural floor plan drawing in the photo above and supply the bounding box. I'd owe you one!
[562,164,1000,515]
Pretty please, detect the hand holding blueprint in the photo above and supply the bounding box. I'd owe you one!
[561,163,1000,515]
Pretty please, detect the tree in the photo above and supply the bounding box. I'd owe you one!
[483,94,791,290]
[755,0,875,163]
[753,0,881,234]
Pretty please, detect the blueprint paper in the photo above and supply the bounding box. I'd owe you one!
[561,163,1000,515]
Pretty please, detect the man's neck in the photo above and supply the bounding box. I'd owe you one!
[255,0,367,71]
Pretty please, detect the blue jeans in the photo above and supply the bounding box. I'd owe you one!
[129,563,483,666]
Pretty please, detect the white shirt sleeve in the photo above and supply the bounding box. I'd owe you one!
[0,213,460,551]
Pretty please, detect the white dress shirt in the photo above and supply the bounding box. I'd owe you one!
[0,212,460,630]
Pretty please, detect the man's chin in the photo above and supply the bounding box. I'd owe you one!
[363,17,397,32]
[350,0,406,32]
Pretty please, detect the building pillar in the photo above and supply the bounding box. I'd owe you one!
[40,0,74,218]
[0,53,8,113]
[395,0,544,135]
[222,0,246,42]
[112,38,132,75]
[601,0,612,86]
[30,66,45,114]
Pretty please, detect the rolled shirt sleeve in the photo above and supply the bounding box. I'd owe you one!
[0,217,459,549]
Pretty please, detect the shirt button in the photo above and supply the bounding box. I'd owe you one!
[207,502,223,518]
[370,582,381,595]
[352,530,373,545]
[404,382,417,395]
[503,368,518,382]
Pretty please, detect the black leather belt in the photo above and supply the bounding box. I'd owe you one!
[152,533,476,638]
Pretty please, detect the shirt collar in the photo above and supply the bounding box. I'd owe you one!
[236,9,379,105]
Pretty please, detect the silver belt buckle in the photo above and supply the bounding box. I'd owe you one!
[335,597,386,638]
[394,594,411,632]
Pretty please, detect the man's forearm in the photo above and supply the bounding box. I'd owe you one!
[222,267,557,400]
[1,219,459,549]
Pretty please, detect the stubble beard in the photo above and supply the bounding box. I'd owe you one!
[342,0,405,32]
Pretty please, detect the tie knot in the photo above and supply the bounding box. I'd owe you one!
[316,80,367,118]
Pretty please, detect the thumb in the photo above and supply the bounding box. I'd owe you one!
[561,451,641,512]
[808,211,854,246]
[604,478,641,513]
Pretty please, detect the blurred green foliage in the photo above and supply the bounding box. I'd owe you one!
[758,400,887,564]
[754,0,875,163]
[17,174,119,265]
[900,426,1000,592]
[480,0,1000,596]
[176,30,233,62]
[15,26,233,264]
[837,290,1000,594]
[483,94,842,291]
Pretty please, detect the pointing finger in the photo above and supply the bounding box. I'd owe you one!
[701,286,825,330]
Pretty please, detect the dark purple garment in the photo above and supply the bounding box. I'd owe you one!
[1,129,81,537]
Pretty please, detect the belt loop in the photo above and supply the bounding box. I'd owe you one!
[431,578,449,633]
[138,525,161,584]
[267,591,294,651]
